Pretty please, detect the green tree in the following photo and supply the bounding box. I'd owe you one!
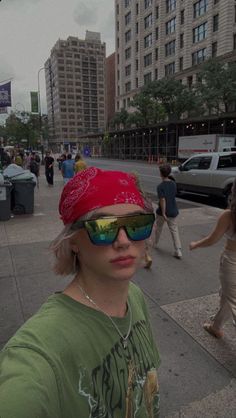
[197,59,236,114]
[144,78,199,120]
[129,92,166,126]
[111,108,129,129]
[5,112,41,148]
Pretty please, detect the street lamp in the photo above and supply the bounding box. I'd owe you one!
[37,67,44,143]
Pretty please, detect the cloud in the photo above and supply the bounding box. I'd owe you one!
[0,56,15,82]
[73,1,97,26]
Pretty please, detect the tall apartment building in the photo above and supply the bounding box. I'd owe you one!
[115,0,236,111]
[45,31,106,148]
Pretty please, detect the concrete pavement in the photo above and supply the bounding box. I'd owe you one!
[0,165,236,417]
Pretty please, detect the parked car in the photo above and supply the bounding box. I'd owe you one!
[171,152,236,205]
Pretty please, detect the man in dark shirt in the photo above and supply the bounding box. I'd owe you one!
[44,151,54,186]
[154,164,182,259]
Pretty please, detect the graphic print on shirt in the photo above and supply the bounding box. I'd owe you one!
[77,320,160,418]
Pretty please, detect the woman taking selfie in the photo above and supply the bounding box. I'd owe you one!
[190,178,236,339]
[0,167,160,418]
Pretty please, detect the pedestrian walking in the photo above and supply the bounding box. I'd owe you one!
[0,167,160,418]
[154,164,182,259]
[61,153,75,184]
[44,151,54,186]
[74,153,87,173]
[189,178,236,339]
[29,153,40,188]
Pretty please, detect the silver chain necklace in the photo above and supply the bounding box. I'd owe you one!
[77,283,132,349]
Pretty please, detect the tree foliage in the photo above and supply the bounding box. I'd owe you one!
[143,78,200,120]
[197,59,236,114]
[2,111,42,148]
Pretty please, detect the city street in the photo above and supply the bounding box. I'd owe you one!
[0,159,236,417]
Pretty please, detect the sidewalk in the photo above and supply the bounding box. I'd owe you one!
[0,167,236,417]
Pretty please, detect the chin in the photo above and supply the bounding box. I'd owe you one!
[113,267,137,282]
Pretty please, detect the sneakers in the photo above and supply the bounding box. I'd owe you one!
[174,249,182,259]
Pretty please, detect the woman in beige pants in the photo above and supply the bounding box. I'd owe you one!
[189,179,236,338]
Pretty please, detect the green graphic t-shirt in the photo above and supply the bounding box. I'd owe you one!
[0,283,160,418]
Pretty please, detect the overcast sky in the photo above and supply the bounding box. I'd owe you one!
[0,0,115,117]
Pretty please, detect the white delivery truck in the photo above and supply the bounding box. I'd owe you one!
[178,134,236,159]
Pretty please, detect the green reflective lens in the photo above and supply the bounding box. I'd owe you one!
[84,213,155,245]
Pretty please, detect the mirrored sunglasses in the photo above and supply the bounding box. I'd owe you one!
[71,213,155,246]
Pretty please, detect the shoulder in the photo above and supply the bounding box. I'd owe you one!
[129,282,146,307]
[5,296,71,353]
[219,209,231,223]
[214,209,232,233]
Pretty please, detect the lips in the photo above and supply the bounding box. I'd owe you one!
[110,256,136,267]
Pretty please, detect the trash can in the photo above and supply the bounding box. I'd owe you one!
[0,181,12,221]
[11,180,36,215]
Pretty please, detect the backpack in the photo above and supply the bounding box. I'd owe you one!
[30,160,39,175]
[35,154,40,163]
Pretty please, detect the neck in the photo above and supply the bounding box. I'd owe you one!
[64,273,129,317]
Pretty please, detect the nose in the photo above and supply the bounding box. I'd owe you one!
[113,227,131,247]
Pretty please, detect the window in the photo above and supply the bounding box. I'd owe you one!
[144,72,152,84]
[180,33,184,48]
[165,62,175,76]
[117,70,120,80]
[144,0,152,8]
[155,47,159,60]
[165,40,176,56]
[144,53,152,67]
[125,81,131,92]
[212,41,217,57]
[125,11,131,25]
[193,22,207,43]
[144,14,153,29]
[125,64,131,76]
[144,33,152,48]
[234,34,236,50]
[166,17,176,34]
[166,0,176,13]
[117,21,119,31]
[155,27,159,40]
[155,68,158,80]
[136,77,139,88]
[217,154,236,169]
[136,40,139,52]
[156,6,159,19]
[136,3,139,14]
[179,57,183,71]
[125,47,131,59]
[125,30,131,43]
[181,10,185,24]
[213,14,219,32]
[192,48,207,65]
[136,22,139,34]
[136,59,139,70]
[193,0,208,18]
[183,156,212,171]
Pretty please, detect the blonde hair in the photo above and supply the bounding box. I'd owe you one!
[50,211,96,276]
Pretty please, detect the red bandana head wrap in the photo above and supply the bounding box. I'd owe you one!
[59,167,146,225]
